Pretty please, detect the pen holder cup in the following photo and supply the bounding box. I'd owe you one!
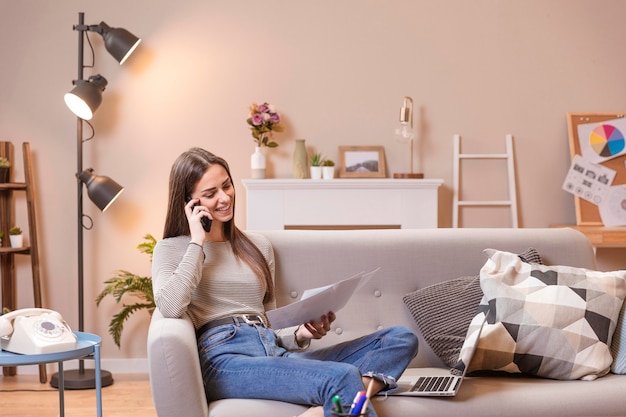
[330,405,369,416]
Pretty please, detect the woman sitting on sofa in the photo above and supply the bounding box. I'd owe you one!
[152,147,418,417]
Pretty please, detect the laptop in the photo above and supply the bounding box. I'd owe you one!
[386,313,487,397]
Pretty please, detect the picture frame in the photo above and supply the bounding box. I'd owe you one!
[339,146,386,178]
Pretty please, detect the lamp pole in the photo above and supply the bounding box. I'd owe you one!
[76,11,85,339]
[50,12,114,389]
[75,10,88,379]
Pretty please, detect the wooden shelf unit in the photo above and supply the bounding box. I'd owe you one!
[0,141,45,382]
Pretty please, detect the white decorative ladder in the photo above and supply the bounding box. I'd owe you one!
[452,134,519,228]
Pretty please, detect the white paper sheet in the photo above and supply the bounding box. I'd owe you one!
[266,268,379,329]
[561,154,616,205]
[598,185,626,226]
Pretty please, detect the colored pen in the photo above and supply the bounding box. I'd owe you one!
[348,391,364,414]
[360,378,376,415]
[349,391,367,416]
[332,395,343,414]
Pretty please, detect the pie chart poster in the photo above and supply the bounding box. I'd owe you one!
[578,118,626,164]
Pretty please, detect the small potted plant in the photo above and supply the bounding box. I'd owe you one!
[322,159,335,180]
[310,152,324,179]
[9,226,22,248]
[0,231,4,247]
[0,157,10,183]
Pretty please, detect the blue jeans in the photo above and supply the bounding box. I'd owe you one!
[198,323,418,417]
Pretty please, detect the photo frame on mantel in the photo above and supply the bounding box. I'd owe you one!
[566,112,626,225]
[339,146,386,178]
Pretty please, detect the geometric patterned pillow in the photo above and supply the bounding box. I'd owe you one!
[462,249,626,380]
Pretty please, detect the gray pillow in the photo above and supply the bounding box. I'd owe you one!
[404,275,483,367]
[403,248,542,368]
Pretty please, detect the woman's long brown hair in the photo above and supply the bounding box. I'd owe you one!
[163,148,273,303]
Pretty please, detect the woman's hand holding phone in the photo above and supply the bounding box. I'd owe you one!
[184,197,212,242]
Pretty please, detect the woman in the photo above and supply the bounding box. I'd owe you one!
[152,147,418,417]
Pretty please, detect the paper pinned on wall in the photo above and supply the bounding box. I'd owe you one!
[577,117,626,164]
[562,154,616,205]
[598,185,626,226]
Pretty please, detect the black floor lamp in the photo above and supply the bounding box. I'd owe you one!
[50,12,141,390]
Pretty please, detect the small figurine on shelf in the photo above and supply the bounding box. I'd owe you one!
[0,157,10,183]
[9,226,23,248]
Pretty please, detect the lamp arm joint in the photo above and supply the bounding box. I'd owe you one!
[73,24,89,32]
[74,23,106,34]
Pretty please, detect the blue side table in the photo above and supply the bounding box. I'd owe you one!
[0,332,103,417]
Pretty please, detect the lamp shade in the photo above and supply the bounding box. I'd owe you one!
[98,22,141,64]
[64,75,108,120]
[77,168,124,212]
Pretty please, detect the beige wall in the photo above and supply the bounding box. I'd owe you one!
[1,0,625,363]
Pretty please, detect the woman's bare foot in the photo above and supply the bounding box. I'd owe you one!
[297,406,324,417]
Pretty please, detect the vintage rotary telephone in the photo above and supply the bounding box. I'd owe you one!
[0,308,77,355]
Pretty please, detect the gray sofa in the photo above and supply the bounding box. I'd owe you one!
[147,228,626,417]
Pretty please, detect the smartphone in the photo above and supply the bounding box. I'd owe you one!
[185,195,212,232]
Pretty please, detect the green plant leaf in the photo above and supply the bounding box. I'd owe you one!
[136,234,156,261]
[109,302,155,348]
[96,234,157,348]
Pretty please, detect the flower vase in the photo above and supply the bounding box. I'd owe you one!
[250,146,266,179]
[293,139,307,179]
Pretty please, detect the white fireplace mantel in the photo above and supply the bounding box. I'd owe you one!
[242,178,443,230]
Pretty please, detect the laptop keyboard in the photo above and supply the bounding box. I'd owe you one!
[411,376,455,392]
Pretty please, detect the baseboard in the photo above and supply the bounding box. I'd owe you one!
[10,358,149,375]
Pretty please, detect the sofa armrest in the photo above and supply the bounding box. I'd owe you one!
[147,309,208,417]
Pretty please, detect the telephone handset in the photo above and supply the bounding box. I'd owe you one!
[185,195,212,232]
[0,308,77,355]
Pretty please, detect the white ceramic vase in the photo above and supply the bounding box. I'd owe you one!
[322,166,335,180]
[250,146,266,179]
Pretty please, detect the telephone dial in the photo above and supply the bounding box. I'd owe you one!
[0,308,77,355]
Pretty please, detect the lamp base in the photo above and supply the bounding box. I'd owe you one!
[393,173,424,179]
[50,368,114,390]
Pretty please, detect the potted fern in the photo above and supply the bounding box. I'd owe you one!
[96,234,156,348]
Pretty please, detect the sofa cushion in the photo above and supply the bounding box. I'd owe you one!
[403,248,542,368]
[462,249,626,380]
[403,275,483,367]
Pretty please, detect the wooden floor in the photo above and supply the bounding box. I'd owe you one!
[0,372,157,417]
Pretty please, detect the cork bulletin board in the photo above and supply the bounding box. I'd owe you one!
[566,112,626,225]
